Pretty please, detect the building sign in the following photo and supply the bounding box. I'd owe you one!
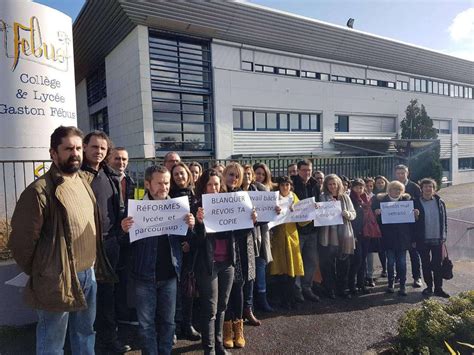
[0,1,76,160]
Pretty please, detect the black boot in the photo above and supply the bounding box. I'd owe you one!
[255,292,274,312]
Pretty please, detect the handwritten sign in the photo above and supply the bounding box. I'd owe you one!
[381,200,415,224]
[248,191,279,222]
[314,200,343,226]
[202,191,254,233]
[128,196,190,242]
[268,197,316,229]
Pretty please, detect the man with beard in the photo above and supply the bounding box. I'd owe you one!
[8,126,115,355]
[82,132,131,353]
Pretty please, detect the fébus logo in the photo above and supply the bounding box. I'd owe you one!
[0,16,71,72]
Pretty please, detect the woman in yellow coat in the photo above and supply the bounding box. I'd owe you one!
[270,176,307,309]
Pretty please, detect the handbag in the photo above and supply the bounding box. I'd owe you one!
[181,250,199,298]
[441,243,453,280]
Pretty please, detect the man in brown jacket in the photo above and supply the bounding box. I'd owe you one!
[8,126,115,355]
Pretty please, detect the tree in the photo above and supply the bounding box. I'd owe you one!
[399,99,442,187]
[400,99,437,139]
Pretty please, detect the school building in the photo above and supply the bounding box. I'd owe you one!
[73,1,474,185]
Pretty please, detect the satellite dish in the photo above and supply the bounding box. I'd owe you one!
[347,18,354,28]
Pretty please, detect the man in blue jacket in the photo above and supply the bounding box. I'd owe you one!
[121,165,195,355]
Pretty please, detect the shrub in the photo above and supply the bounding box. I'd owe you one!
[397,291,474,354]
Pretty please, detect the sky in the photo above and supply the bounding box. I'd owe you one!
[35,0,474,61]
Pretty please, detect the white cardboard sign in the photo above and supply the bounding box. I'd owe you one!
[202,191,254,233]
[128,196,190,242]
[248,191,279,222]
[268,197,316,229]
[313,200,344,227]
[381,200,415,224]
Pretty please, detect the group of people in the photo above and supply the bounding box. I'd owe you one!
[8,126,450,355]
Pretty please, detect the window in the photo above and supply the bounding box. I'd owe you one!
[409,78,415,91]
[335,115,349,132]
[427,81,433,93]
[458,126,474,134]
[242,61,253,71]
[320,73,330,81]
[254,64,263,72]
[233,111,254,130]
[150,31,213,152]
[90,108,109,135]
[468,88,473,99]
[444,83,449,96]
[433,81,439,94]
[397,81,409,91]
[301,71,330,81]
[459,157,474,170]
[86,64,107,106]
[440,159,450,172]
[421,79,427,92]
[233,110,320,132]
[263,66,274,73]
[433,120,451,134]
[415,79,421,92]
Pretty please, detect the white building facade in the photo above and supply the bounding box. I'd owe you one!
[73,1,474,185]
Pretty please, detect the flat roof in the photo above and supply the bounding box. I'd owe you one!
[73,0,474,85]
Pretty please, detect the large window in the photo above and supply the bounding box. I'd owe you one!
[459,157,474,170]
[233,110,320,132]
[149,31,213,152]
[86,64,106,106]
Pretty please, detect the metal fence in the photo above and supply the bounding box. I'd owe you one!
[0,155,401,259]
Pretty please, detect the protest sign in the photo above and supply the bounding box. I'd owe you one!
[314,200,344,226]
[248,191,279,222]
[381,200,415,224]
[268,196,316,229]
[202,191,254,233]
[128,196,190,242]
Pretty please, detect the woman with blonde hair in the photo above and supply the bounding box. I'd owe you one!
[318,174,356,299]
[222,163,257,349]
[372,181,418,296]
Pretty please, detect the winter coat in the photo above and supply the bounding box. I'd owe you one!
[8,164,116,312]
[372,193,413,251]
[318,193,356,255]
[269,193,304,277]
[129,194,184,282]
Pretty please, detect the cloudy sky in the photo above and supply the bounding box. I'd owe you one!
[36,0,474,61]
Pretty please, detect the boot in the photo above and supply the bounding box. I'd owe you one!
[223,320,234,349]
[233,319,246,348]
[255,292,274,312]
[243,306,261,326]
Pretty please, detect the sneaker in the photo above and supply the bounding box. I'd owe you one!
[367,278,376,287]
[434,288,450,298]
[381,271,387,278]
[422,287,433,296]
[398,287,407,296]
[413,278,423,288]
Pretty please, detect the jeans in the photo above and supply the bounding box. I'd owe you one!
[386,250,407,287]
[135,277,177,355]
[418,243,443,290]
[295,230,319,293]
[366,252,374,279]
[95,236,120,344]
[225,281,244,321]
[196,261,234,354]
[36,268,97,355]
[254,256,267,293]
[408,246,421,280]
